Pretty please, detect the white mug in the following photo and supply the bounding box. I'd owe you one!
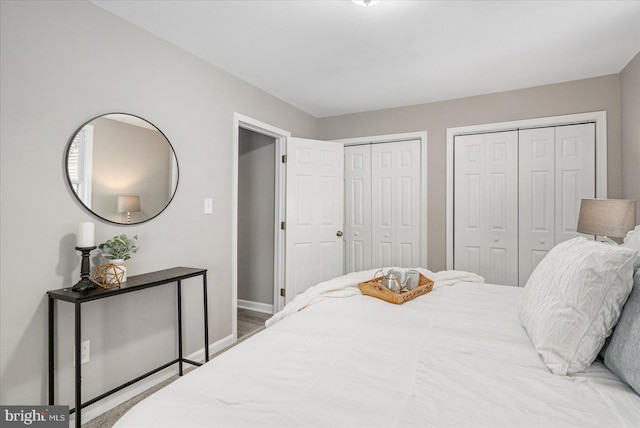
[406,270,420,290]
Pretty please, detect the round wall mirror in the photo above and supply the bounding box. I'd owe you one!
[65,113,178,225]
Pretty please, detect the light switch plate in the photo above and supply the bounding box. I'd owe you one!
[204,198,213,214]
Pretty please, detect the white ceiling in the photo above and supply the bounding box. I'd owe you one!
[90,0,640,118]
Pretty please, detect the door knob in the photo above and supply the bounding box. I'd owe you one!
[539,238,546,244]
[493,236,499,242]
[336,230,344,237]
[385,233,390,238]
[354,232,359,237]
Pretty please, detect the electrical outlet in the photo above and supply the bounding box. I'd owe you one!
[73,340,90,366]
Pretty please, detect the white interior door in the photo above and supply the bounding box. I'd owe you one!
[345,145,372,272]
[518,123,596,285]
[371,140,421,268]
[454,131,518,286]
[554,123,596,243]
[285,137,344,303]
[454,134,485,276]
[519,127,555,286]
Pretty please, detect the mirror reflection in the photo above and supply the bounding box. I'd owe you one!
[66,113,178,224]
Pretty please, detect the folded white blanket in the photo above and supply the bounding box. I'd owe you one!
[265,268,484,327]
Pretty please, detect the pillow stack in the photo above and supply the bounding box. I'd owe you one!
[621,225,640,273]
[518,237,637,375]
[603,226,640,394]
[604,271,640,394]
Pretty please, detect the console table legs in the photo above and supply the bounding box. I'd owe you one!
[177,280,183,376]
[203,271,209,362]
[48,296,54,405]
[74,303,82,428]
[47,298,82,428]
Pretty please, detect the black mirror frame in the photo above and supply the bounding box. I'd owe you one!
[64,113,179,225]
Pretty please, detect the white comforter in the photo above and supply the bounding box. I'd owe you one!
[115,280,640,428]
[265,268,483,327]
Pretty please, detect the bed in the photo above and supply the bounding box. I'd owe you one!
[114,234,640,427]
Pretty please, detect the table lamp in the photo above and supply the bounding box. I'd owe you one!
[117,195,141,224]
[577,198,636,241]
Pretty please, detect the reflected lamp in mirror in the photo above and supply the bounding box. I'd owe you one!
[577,199,636,241]
[65,113,178,225]
[118,195,141,224]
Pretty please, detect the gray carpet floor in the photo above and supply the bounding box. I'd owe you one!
[82,308,271,428]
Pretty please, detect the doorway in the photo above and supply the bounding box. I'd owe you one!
[237,128,276,319]
[232,114,289,341]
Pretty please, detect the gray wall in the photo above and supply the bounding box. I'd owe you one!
[0,0,316,406]
[238,129,275,306]
[621,52,640,224]
[318,75,624,271]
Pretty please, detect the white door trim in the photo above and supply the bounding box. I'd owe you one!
[232,113,291,341]
[336,131,428,268]
[445,111,608,270]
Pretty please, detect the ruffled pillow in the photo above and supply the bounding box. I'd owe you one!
[518,237,637,375]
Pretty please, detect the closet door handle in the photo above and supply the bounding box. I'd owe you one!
[493,236,499,242]
[539,238,546,244]
[336,230,344,237]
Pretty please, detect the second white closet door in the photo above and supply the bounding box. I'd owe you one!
[345,144,372,272]
[518,127,555,286]
[518,123,596,285]
[454,131,519,286]
[371,140,421,268]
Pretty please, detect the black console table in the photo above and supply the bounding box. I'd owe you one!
[47,267,209,428]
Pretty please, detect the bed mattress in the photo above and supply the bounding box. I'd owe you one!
[114,282,640,427]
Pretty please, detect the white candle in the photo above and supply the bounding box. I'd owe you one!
[77,222,95,247]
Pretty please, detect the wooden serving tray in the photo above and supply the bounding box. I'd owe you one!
[358,273,434,305]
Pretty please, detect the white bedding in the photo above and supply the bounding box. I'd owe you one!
[265,268,483,327]
[115,281,640,427]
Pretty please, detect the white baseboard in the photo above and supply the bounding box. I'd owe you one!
[237,299,273,314]
[70,333,236,426]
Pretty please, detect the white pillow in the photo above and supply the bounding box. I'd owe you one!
[518,237,637,375]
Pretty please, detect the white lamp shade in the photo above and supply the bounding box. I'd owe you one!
[117,195,141,213]
[577,198,636,238]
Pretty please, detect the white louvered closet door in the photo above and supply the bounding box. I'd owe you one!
[454,131,519,286]
[371,140,421,268]
[344,145,372,272]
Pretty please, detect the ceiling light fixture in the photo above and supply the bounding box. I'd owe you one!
[352,0,380,6]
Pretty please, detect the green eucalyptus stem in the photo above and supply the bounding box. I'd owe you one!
[98,234,139,261]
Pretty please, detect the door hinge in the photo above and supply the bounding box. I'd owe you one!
[282,154,287,163]
[281,221,286,230]
[280,288,286,297]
